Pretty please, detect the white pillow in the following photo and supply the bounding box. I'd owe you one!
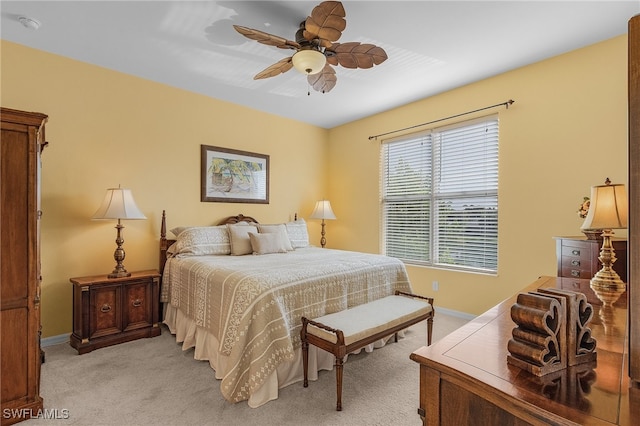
[248,232,289,255]
[258,224,294,251]
[285,219,310,249]
[228,224,259,255]
[173,226,230,256]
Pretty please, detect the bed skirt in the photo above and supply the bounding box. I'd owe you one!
[163,303,401,408]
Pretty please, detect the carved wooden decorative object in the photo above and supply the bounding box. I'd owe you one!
[507,292,567,376]
[508,289,596,377]
[537,288,597,366]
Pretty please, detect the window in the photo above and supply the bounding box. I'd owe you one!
[381,116,499,273]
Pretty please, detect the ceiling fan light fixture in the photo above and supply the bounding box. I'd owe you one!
[292,49,326,75]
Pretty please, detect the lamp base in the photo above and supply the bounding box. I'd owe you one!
[108,220,130,279]
[590,272,626,306]
[108,269,131,279]
[589,229,625,306]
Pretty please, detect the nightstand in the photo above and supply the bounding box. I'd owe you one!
[70,269,161,354]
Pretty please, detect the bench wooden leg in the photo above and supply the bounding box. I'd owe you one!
[302,339,309,387]
[335,356,344,411]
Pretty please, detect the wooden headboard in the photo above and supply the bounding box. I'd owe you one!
[158,210,259,274]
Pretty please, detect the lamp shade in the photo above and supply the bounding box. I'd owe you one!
[581,180,628,230]
[310,200,336,220]
[292,49,327,75]
[92,187,146,220]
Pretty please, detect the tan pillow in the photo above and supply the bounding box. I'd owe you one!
[248,232,289,255]
[228,224,258,255]
[257,224,294,251]
[173,226,230,256]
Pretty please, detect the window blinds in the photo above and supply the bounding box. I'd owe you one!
[381,117,499,273]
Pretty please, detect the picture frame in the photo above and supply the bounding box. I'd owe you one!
[201,145,269,203]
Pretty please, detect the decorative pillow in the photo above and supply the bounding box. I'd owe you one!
[285,218,310,249]
[248,232,289,255]
[173,226,230,256]
[257,224,294,251]
[228,224,259,255]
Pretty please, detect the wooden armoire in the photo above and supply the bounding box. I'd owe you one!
[629,14,640,387]
[0,108,47,425]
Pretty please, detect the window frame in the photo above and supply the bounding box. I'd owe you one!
[380,115,499,274]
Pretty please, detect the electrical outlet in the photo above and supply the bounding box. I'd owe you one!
[432,281,439,291]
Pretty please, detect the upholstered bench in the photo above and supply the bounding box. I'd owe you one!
[301,290,434,411]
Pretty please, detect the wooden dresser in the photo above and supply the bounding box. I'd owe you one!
[0,108,47,425]
[410,276,638,426]
[70,270,161,354]
[554,236,627,282]
[554,236,627,308]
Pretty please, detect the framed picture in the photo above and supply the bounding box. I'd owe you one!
[201,145,269,203]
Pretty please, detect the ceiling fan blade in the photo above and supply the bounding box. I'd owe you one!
[307,64,337,93]
[326,42,388,69]
[233,25,300,50]
[254,57,294,79]
[303,1,346,43]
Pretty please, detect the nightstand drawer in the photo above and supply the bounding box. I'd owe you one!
[70,270,161,354]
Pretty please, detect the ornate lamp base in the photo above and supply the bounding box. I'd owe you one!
[589,229,625,306]
[108,220,131,279]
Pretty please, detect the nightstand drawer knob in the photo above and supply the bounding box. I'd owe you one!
[572,249,581,256]
[571,270,581,278]
[100,304,112,313]
[571,260,581,266]
[132,299,142,307]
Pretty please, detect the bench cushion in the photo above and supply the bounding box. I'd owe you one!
[306,295,433,345]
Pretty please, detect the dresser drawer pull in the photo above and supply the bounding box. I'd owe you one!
[570,270,581,277]
[132,299,142,307]
[571,249,581,256]
[571,260,581,266]
[100,304,112,313]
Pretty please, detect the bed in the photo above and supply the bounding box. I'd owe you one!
[159,211,413,407]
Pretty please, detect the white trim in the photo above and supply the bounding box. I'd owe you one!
[434,306,476,321]
[41,333,70,347]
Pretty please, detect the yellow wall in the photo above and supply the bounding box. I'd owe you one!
[327,35,628,315]
[1,34,629,337]
[1,41,329,337]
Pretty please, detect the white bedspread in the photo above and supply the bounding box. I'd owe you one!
[161,247,412,405]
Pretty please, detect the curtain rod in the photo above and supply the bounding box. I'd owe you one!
[368,99,515,141]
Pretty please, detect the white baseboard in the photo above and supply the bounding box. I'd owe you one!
[41,333,70,347]
[434,306,476,321]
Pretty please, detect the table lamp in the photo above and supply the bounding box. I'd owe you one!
[310,200,336,248]
[580,178,628,306]
[92,186,146,278]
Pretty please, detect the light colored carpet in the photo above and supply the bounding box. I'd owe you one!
[26,312,468,426]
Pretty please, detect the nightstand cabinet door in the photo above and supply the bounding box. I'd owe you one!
[123,278,152,331]
[90,283,122,338]
[70,270,160,354]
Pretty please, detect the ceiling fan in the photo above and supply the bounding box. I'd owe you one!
[233,1,388,93]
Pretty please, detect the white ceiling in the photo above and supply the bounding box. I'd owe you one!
[1,1,639,128]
